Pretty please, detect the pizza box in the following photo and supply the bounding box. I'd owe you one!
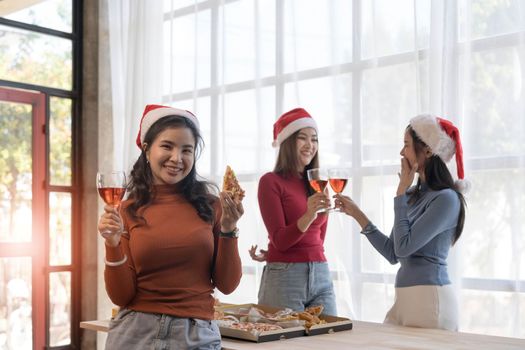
[219,323,306,343]
[215,303,352,342]
[216,303,306,343]
[305,313,353,336]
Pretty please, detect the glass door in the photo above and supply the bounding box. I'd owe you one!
[0,87,46,350]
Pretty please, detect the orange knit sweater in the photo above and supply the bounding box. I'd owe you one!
[104,185,242,320]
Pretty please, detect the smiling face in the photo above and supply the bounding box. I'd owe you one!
[295,127,318,171]
[145,127,195,185]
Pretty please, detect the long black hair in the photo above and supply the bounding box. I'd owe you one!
[274,129,320,196]
[126,115,217,225]
[408,126,466,245]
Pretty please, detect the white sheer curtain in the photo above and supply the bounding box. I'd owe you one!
[107,0,164,172]
[106,0,525,338]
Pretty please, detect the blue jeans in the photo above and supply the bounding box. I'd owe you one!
[257,262,337,316]
[105,309,221,350]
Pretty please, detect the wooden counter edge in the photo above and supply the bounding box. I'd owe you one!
[80,318,525,347]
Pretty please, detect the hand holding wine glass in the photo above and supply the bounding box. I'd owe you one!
[328,168,350,212]
[97,171,126,246]
[307,168,331,213]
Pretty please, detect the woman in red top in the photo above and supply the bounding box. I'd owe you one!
[98,104,243,350]
[252,108,337,316]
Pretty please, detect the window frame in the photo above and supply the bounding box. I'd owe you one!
[161,0,525,318]
[0,0,83,348]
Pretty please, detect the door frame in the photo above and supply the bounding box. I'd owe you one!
[0,86,47,350]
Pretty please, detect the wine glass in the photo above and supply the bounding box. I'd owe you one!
[96,171,126,208]
[307,168,331,212]
[328,168,350,212]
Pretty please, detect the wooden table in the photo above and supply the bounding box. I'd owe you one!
[80,319,525,349]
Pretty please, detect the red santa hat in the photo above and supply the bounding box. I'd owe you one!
[409,114,470,193]
[136,104,199,149]
[272,108,318,147]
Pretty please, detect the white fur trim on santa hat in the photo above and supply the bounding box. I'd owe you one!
[409,114,455,162]
[272,118,318,147]
[139,107,199,146]
[455,179,472,194]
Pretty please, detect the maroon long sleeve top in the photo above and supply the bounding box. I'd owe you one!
[257,172,328,263]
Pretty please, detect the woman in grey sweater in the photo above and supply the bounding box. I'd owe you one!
[335,114,468,331]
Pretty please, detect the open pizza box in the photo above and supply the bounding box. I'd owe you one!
[215,303,352,343]
[305,313,353,336]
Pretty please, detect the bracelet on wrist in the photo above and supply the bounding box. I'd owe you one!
[104,255,127,267]
[360,222,377,236]
[219,227,239,238]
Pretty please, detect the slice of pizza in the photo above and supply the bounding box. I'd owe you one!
[222,165,245,201]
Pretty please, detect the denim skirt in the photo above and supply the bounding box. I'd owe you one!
[257,261,337,316]
[105,308,221,350]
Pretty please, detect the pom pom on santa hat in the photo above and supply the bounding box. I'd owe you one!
[272,108,318,147]
[409,114,471,193]
[136,104,199,149]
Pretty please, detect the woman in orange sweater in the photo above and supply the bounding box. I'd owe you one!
[97,104,243,350]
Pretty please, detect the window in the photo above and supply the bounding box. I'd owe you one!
[0,0,81,348]
[161,0,525,338]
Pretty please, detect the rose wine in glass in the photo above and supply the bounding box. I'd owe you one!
[96,171,126,207]
[329,178,348,193]
[309,178,328,193]
[307,168,330,212]
[328,168,350,212]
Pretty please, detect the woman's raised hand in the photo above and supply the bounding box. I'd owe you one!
[397,157,418,196]
[333,194,359,217]
[334,194,371,230]
[98,205,124,247]
[297,190,331,232]
[248,245,268,262]
[305,191,331,218]
[219,191,244,233]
